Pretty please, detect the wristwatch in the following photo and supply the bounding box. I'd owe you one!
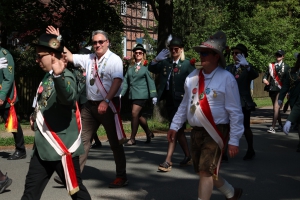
[104,99,110,104]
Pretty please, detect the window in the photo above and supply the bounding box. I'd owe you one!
[121,1,127,15]
[141,1,147,19]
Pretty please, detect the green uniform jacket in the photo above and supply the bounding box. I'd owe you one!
[278,68,300,109]
[148,58,195,107]
[121,64,157,99]
[226,63,258,107]
[0,47,18,108]
[287,98,300,123]
[33,69,84,161]
[262,62,290,92]
[70,66,87,105]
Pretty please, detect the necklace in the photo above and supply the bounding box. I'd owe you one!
[190,68,218,114]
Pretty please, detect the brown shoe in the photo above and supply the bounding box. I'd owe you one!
[226,188,243,200]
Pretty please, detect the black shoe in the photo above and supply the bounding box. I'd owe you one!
[7,151,26,160]
[243,150,255,160]
[221,154,228,163]
[0,174,12,194]
[91,142,102,149]
[145,132,154,144]
[180,156,192,166]
[124,139,136,146]
[53,176,64,185]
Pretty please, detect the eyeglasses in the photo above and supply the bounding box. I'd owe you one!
[36,53,50,59]
[275,54,283,57]
[231,52,241,56]
[169,47,180,52]
[92,40,107,45]
[198,51,214,57]
[135,51,144,55]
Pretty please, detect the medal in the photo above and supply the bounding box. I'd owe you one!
[199,93,204,100]
[190,104,196,114]
[213,90,217,98]
[90,78,95,86]
[42,100,47,107]
[205,88,210,95]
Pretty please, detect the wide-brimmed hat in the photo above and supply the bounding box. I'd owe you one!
[33,33,64,53]
[193,31,227,68]
[275,49,285,56]
[132,43,146,53]
[231,43,248,57]
[168,36,184,48]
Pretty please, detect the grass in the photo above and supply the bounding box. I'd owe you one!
[253,97,281,108]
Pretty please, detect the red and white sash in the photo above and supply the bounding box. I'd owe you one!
[269,63,282,89]
[92,56,127,144]
[36,102,82,195]
[192,69,226,179]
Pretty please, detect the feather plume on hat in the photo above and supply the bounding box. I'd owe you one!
[165,34,172,48]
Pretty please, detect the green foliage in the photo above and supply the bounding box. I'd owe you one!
[171,0,300,72]
[0,0,124,76]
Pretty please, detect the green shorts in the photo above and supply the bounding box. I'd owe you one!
[190,124,229,175]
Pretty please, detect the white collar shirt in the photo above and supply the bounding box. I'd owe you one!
[73,49,123,101]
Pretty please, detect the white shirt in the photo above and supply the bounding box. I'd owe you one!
[73,49,123,101]
[170,67,244,146]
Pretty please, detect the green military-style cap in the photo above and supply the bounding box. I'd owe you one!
[33,33,65,53]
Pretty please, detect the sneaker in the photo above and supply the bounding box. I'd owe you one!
[267,127,276,134]
[0,174,12,194]
[109,177,128,188]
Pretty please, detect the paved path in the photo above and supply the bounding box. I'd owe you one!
[1,107,300,200]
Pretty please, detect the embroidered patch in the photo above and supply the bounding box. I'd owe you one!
[8,66,12,73]
[66,81,70,92]
[2,50,7,55]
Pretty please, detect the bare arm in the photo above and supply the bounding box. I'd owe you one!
[46,26,74,63]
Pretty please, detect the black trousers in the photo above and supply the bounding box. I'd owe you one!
[0,107,25,152]
[21,150,91,200]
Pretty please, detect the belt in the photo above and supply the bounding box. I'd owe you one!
[192,124,229,131]
[88,100,101,105]
[88,97,119,106]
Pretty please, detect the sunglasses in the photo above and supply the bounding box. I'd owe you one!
[231,52,241,56]
[135,51,144,55]
[169,47,180,52]
[275,54,283,57]
[198,51,214,57]
[36,53,50,59]
[92,40,107,45]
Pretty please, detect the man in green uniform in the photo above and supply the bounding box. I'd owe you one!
[0,45,26,160]
[21,33,91,199]
[149,36,195,172]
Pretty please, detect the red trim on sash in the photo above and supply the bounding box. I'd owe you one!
[272,63,282,87]
[95,72,126,139]
[5,82,18,132]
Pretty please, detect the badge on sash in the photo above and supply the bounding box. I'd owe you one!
[90,78,95,86]
[199,93,204,100]
[205,88,210,95]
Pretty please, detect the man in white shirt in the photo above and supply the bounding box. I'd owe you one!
[46,26,128,188]
[167,31,244,200]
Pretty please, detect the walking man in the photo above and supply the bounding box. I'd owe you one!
[167,31,244,200]
[46,26,128,188]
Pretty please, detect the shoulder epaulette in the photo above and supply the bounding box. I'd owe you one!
[2,49,7,55]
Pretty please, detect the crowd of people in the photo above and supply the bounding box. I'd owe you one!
[0,25,298,200]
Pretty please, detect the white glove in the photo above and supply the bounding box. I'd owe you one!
[283,121,291,135]
[0,57,8,69]
[278,100,282,106]
[236,54,249,66]
[155,49,169,62]
[152,97,157,105]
